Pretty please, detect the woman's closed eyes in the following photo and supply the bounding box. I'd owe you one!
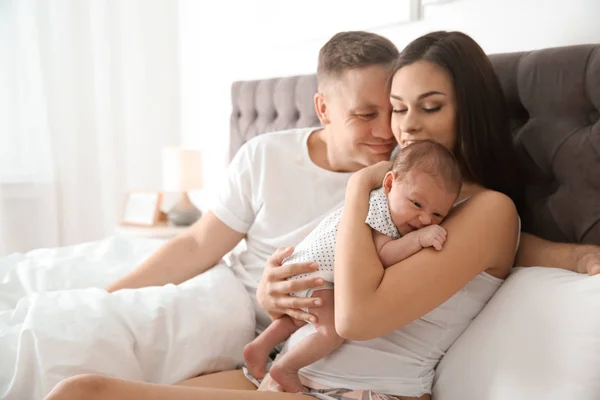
[392,106,442,114]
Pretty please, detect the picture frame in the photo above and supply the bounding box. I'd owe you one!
[121,192,164,227]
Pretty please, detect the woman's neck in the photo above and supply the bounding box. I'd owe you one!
[458,181,486,202]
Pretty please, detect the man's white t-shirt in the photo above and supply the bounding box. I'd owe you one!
[211,128,353,332]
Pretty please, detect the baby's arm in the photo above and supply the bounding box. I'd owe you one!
[374,230,421,268]
[373,225,448,268]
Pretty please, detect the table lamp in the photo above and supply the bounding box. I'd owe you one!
[162,147,203,226]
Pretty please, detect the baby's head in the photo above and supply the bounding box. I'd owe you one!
[383,140,462,235]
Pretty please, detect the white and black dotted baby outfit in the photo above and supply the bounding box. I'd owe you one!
[287,188,400,298]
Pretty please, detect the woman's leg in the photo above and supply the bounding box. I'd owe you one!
[44,371,314,400]
[177,369,256,389]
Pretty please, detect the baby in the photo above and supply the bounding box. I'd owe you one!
[244,140,463,392]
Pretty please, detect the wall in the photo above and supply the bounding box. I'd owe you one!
[178,0,600,208]
[380,0,600,53]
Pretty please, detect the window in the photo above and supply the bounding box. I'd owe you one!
[0,1,51,184]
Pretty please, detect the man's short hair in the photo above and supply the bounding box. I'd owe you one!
[317,31,399,87]
[392,140,462,195]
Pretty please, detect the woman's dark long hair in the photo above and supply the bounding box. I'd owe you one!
[391,31,523,209]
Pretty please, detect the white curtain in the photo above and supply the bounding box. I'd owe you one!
[0,0,181,256]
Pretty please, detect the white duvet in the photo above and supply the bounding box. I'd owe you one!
[0,235,256,400]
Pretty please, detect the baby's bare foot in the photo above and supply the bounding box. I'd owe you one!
[269,363,307,393]
[243,342,268,380]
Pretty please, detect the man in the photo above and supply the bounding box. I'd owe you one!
[107,31,401,332]
[107,31,600,334]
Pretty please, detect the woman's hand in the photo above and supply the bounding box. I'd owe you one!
[348,160,392,191]
[257,247,325,322]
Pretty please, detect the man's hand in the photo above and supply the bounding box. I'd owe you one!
[106,211,243,293]
[576,244,600,275]
[417,224,447,251]
[516,233,600,276]
[257,247,325,323]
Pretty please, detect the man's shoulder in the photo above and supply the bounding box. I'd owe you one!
[241,127,316,153]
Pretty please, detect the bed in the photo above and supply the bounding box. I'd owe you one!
[0,240,256,398]
[1,43,598,400]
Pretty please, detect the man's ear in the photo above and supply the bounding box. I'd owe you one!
[382,171,395,195]
[314,92,330,125]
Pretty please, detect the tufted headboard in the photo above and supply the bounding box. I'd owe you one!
[229,44,600,245]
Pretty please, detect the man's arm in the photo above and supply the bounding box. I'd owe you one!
[516,232,600,275]
[106,211,245,292]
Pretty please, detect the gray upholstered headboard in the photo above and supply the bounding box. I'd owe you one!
[229,75,320,161]
[229,44,600,245]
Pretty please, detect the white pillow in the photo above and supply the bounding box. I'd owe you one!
[433,267,600,400]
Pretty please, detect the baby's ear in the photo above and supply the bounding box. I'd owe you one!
[382,171,395,194]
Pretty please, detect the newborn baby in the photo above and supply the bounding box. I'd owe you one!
[244,140,462,393]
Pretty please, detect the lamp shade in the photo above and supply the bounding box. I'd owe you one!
[162,147,203,192]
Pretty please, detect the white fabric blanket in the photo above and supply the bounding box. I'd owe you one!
[0,235,256,400]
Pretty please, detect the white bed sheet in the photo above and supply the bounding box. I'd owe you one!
[0,235,255,400]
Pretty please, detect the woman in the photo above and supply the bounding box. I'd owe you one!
[44,31,598,400]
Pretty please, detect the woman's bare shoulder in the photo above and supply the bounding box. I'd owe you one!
[455,189,516,215]
[449,189,519,278]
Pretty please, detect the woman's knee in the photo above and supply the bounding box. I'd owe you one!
[45,374,110,400]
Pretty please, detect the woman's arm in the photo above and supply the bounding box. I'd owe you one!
[516,233,600,275]
[334,176,519,341]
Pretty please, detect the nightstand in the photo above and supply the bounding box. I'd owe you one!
[115,223,189,239]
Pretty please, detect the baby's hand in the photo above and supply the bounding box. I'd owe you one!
[417,224,447,251]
